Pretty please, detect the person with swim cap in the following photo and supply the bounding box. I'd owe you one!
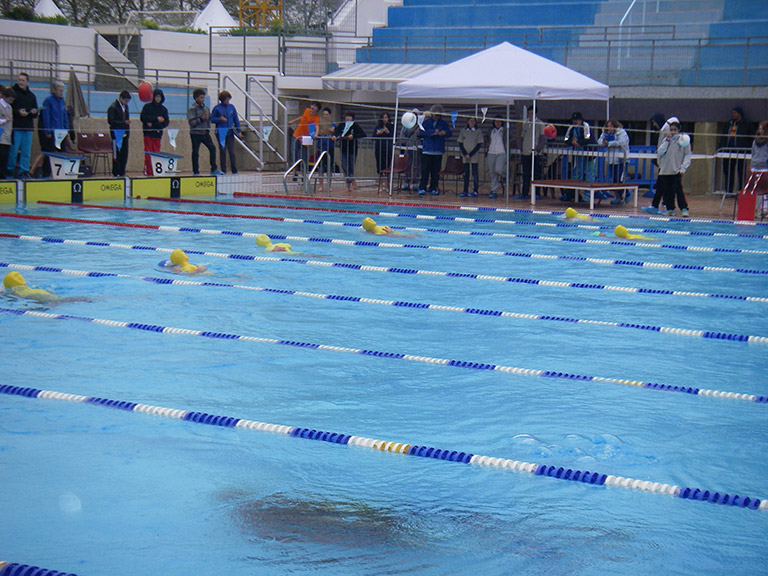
[564,207,594,221]
[614,225,657,242]
[256,234,294,253]
[3,271,59,303]
[361,217,396,235]
[160,249,208,274]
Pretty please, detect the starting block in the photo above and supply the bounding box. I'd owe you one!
[736,169,768,221]
[146,152,183,177]
[44,152,86,180]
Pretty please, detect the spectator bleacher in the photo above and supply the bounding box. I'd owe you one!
[358,0,768,87]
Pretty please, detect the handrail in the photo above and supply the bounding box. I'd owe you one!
[247,74,289,164]
[223,74,287,168]
[617,0,639,70]
[283,159,306,195]
[307,150,328,195]
[232,125,264,170]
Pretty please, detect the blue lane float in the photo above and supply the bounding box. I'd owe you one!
[2,261,767,345]
[0,563,78,576]
[0,307,765,406]
[8,212,768,254]
[146,196,768,235]
[3,234,768,304]
[0,384,764,512]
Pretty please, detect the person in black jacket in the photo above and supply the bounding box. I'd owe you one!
[719,105,752,193]
[332,112,366,193]
[6,72,38,178]
[140,88,169,176]
[373,112,394,174]
[107,90,132,177]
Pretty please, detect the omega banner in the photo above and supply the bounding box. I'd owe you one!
[25,179,125,203]
[22,176,216,204]
[131,176,216,199]
[0,180,18,204]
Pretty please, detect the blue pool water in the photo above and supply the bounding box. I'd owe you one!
[1,198,767,575]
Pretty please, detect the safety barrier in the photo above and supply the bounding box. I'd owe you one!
[4,260,766,346]
[3,233,768,304]
[1,385,765,512]
[0,307,764,405]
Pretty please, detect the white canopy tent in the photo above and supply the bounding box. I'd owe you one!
[193,0,237,32]
[391,42,610,198]
[34,0,65,18]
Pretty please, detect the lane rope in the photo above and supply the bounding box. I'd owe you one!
[1,385,765,511]
[147,196,768,239]
[3,232,768,303]
[3,214,768,275]
[3,260,767,346]
[1,307,765,405]
[233,192,768,228]
[0,562,76,576]
[21,205,768,253]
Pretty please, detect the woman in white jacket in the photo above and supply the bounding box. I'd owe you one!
[643,119,691,217]
[598,119,630,204]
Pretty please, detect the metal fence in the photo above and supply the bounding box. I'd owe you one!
[0,34,58,77]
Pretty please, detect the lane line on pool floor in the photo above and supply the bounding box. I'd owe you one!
[1,384,765,512]
[3,260,767,346]
[33,201,768,240]
[233,192,768,228]
[1,307,764,405]
[3,233,768,303]
[7,211,768,256]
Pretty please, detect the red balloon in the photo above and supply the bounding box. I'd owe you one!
[138,82,153,102]
[544,124,557,139]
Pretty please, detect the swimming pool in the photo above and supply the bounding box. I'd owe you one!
[1,196,766,575]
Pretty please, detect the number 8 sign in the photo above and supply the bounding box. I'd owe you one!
[146,152,183,176]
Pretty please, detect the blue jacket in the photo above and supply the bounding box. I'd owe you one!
[419,116,452,155]
[211,102,241,136]
[40,94,68,135]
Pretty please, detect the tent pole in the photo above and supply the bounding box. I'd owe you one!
[390,97,400,197]
[505,103,510,202]
[531,99,537,205]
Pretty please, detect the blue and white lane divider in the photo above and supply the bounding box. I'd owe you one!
[3,234,768,304]
[0,562,77,576]
[37,201,768,240]
[149,196,768,235]
[233,192,768,228]
[3,261,768,346]
[11,212,768,255]
[1,307,764,405]
[1,384,764,512]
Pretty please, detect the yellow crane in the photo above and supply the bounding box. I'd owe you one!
[239,0,282,29]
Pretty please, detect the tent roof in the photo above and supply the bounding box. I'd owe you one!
[34,0,65,18]
[322,63,442,92]
[193,0,237,31]
[397,42,609,103]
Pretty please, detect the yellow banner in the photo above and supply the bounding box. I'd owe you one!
[0,180,17,204]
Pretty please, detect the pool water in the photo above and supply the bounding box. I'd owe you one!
[1,197,767,575]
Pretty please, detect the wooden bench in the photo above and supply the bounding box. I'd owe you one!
[530,179,639,210]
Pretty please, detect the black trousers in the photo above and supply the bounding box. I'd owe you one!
[111,131,129,177]
[191,132,217,174]
[40,132,56,177]
[218,132,237,173]
[0,144,9,179]
[420,154,443,192]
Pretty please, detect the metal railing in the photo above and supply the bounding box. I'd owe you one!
[0,34,58,71]
[222,74,287,169]
[357,34,768,87]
